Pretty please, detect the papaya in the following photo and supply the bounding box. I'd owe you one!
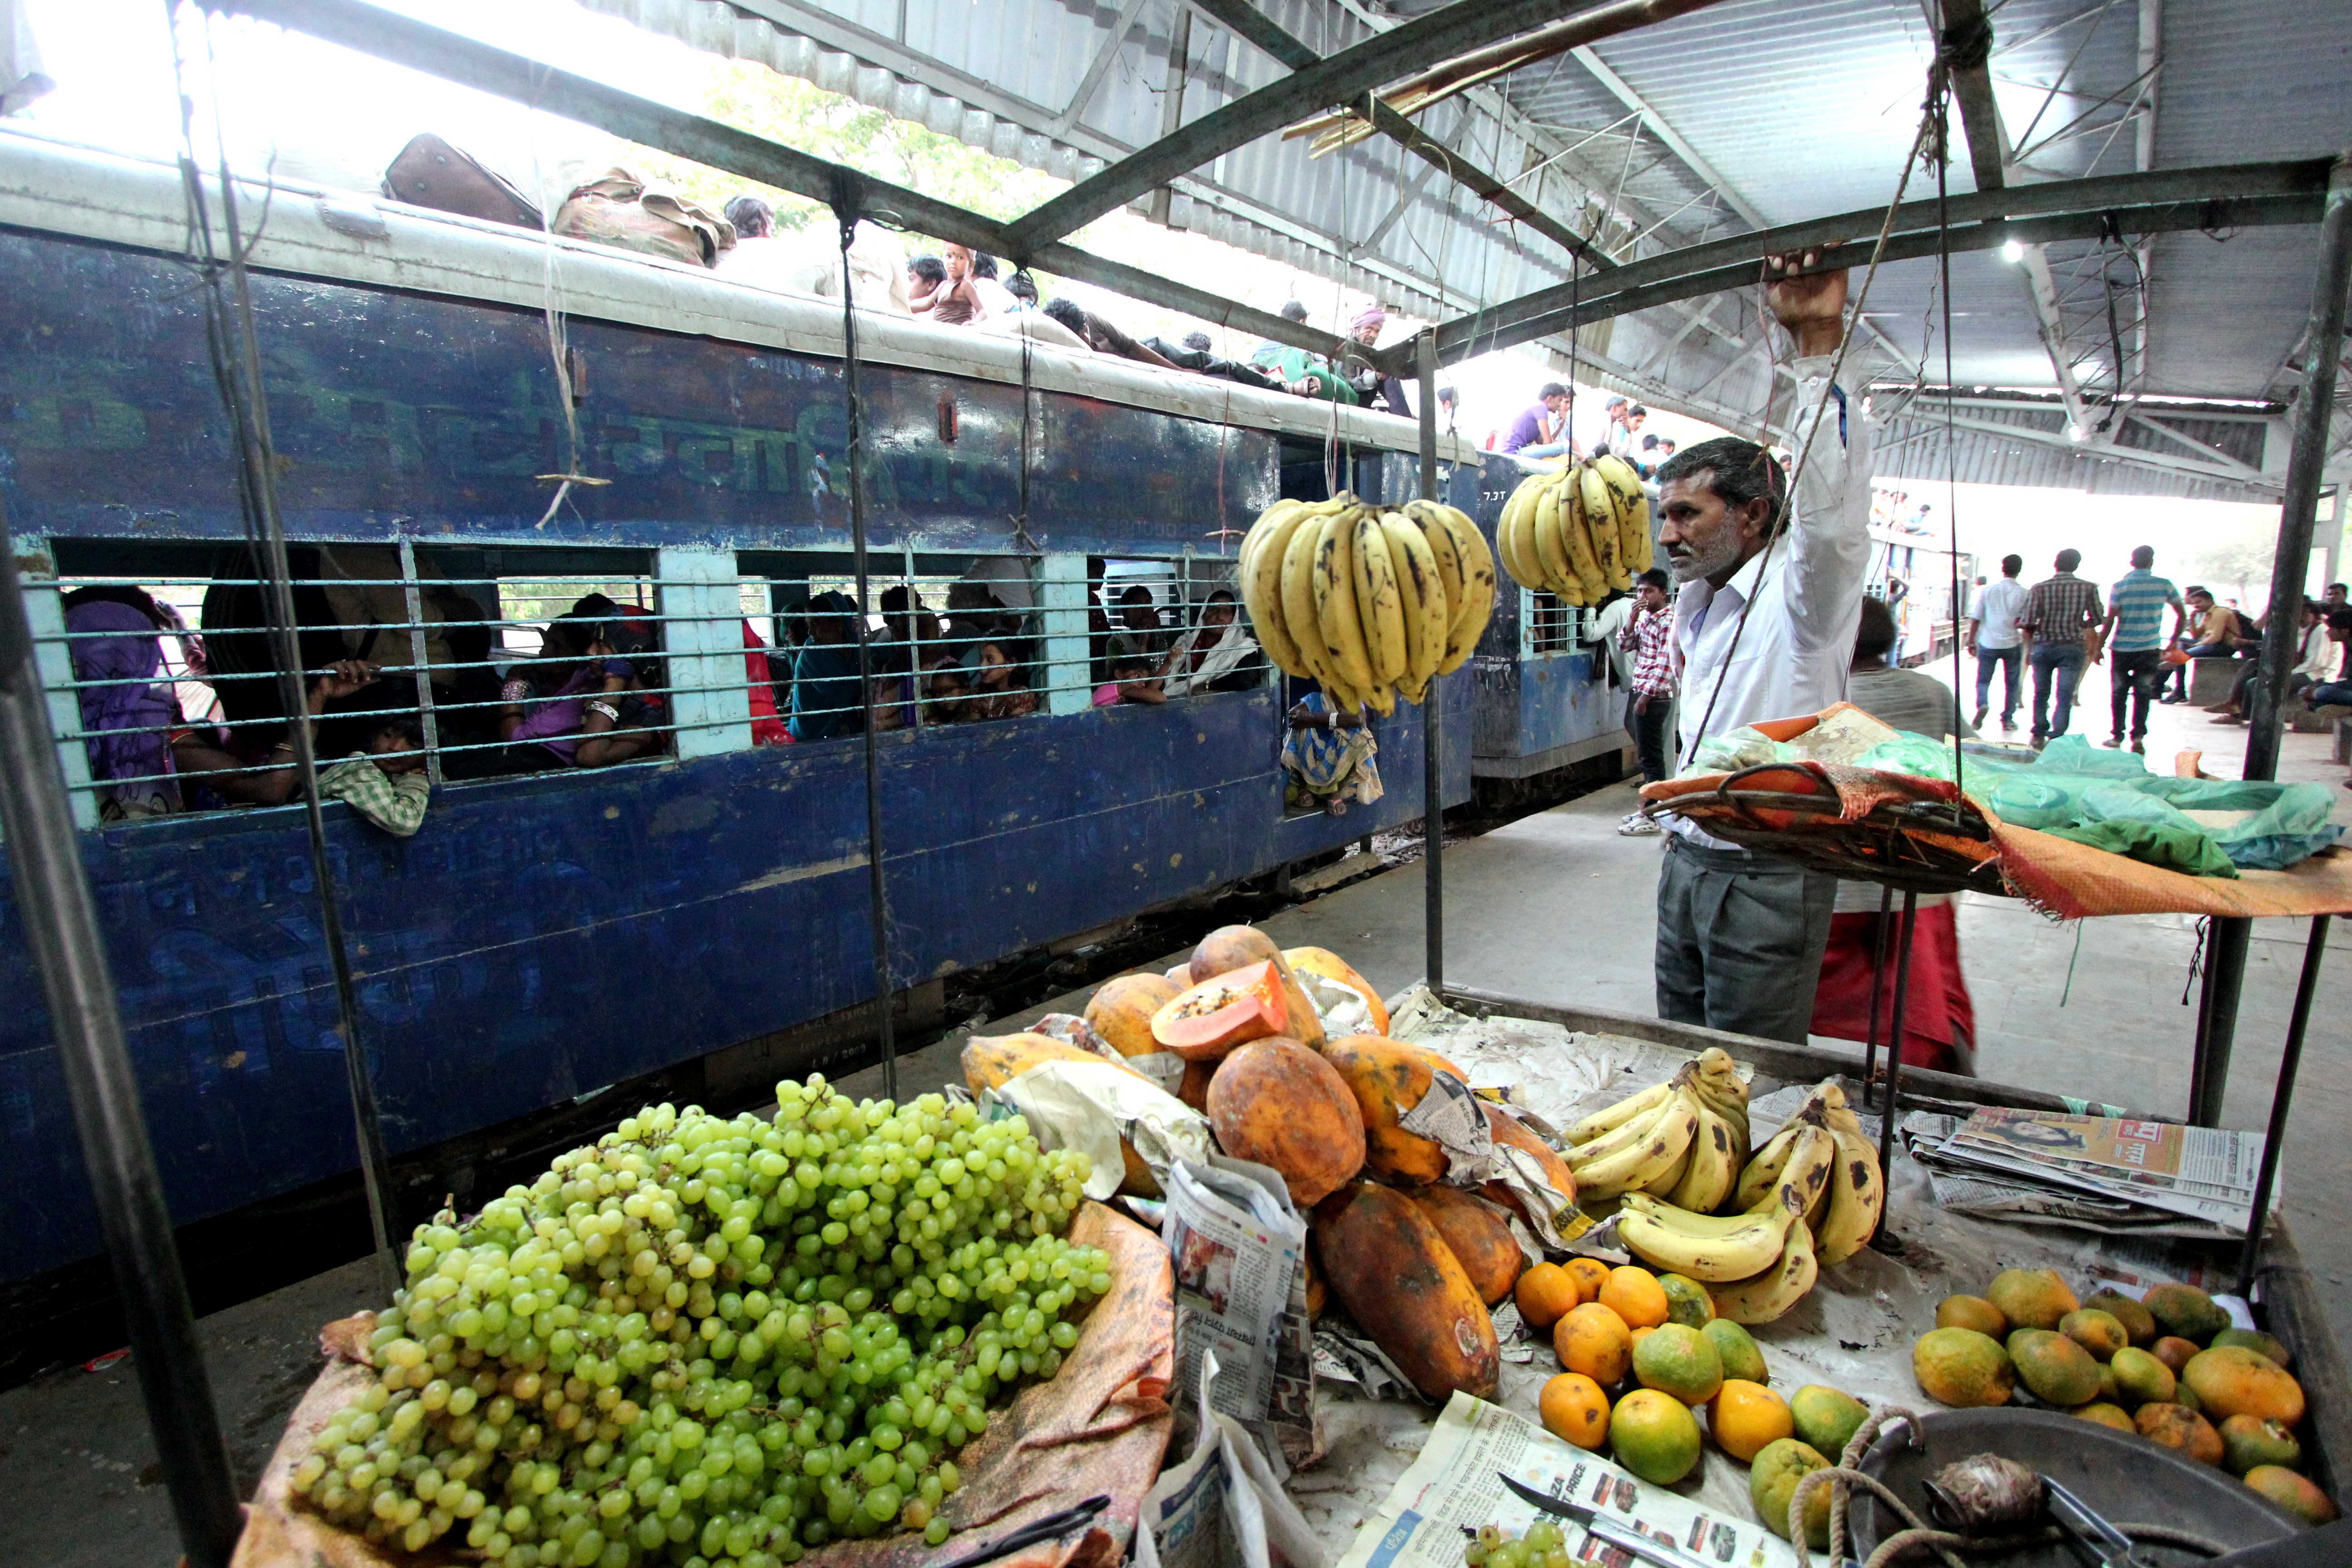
[960,1033,1161,1196]
[1285,946,1389,1035]
[1206,1040,1366,1207]
[1409,1186,1522,1306]
[1085,972,1183,1056]
[1152,960,1290,1061]
[1176,1058,1216,1112]
[1324,1034,1471,1185]
[1314,1181,1499,1401]
[1478,1102,1579,1223]
[1192,925,1325,1048]
[1303,1248,1327,1320]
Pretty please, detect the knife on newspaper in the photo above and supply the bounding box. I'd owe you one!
[1494,1473,1716,1568]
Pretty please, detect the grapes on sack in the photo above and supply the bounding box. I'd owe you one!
[289,1078,1110,1566]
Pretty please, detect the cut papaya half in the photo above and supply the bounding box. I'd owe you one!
[1150,960,1290,1061]
[1284,946,1389,1036]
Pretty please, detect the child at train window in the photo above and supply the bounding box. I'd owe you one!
[317,715,431,837]
[958,641,1038,722]
[1094,655,1164,707]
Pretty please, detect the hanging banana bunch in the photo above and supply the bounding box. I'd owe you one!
[1495,455,1654,608]
[1237,492,1496,715]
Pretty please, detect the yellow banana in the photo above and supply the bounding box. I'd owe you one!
[1382,511,1448,696]
[1240,497,1309,577]
[1499,477,1546,592]
[1593,454,1654,576]
[1644,1141,1695,1197]
[1406,501,1464,624]
[1623,1189,1795,1236]
[1666,1097,1741,1214]
[1428,504,1496,672]
[1558,469,1607,601]
[1532,478,1581,603]
[1733,1118,1806,1212]
[1564,1080,1674,1146]
[1777,1122,1840,1230]
[1707,1204,1819,1324]
[1592,453,1643,519]
[1280,510,1342,687]
[1581,465,1628,593]
[1620,1186,1802,1282]
[1315,508,1378,692]
[1626,487,1654,573]
[1568,1095,1672,1170]
[1573,1102,1699,1200]
[1243,508,1314,676]
[1351,509,1409,686]
[1813,1125,1886,1266]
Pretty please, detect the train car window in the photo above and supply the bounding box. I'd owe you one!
[1527,590,1583,655]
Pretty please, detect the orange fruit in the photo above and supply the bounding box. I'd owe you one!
[1514,1263,1580,1332]
[1710,1379,1793,1462]
[1539,1372,1611,1450]
[1599,1265,1671,1330]
[1629,1325,1658,1348]
[1564,1257,1612,1305]
[1556,1301,1633,1387]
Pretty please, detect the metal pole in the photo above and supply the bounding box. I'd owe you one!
[1862,884,1892,1098]
[1877,891,1919,1180]
[2189,151,2352,1128]
[837,204,897,1101]
[0,506,243,1568]
[2235,917,2329,1297]
[1418,330,1444,996]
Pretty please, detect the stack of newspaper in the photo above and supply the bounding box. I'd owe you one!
[1903,1107,2272,1240]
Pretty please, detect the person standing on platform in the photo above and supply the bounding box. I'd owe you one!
[1616,568,1676,837]
[1966,553,2028,731]
[1649,252,1871,1044]
[2019,548,2102,748]
[1810,597,1976,1073]
[2099,545,2186,753]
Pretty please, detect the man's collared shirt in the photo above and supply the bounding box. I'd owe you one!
[2023,572,2102,645]
[1971,577,2029,649]
[1670,356,1872,845]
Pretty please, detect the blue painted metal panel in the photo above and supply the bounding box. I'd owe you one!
[0,680,1469,1280]
[0,231,1274,554]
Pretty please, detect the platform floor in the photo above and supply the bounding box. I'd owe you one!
[8,686,2348,1567]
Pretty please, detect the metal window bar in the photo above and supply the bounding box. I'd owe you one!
[1526,592,1585,654]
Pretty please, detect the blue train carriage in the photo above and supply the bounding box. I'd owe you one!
[0,128,1502,1299]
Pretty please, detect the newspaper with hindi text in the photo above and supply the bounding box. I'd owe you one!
[1920,1107,2271,1235]
[1335,1393,1797,1568]
[1160,1156,1318,1459]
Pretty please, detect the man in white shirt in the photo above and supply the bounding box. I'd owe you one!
[1967,553,2029,731]
[1650,252,1872,1044]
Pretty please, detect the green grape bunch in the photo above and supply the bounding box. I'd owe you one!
[1462,1521,1574,1568]
[289,1078,1112,1568]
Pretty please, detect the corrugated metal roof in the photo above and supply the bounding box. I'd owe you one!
[578,0,2342,500]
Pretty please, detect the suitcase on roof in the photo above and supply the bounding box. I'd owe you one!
[380,133,544,230]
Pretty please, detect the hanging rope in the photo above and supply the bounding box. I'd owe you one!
[173,11,399,1294]
[836,200,900,1101]
[1928,15,1969,804]
[1681,90,1944,760]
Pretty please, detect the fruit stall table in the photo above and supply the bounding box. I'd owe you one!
[1292,985,2347,1564]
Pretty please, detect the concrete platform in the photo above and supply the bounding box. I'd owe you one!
[9,677,2348,1568]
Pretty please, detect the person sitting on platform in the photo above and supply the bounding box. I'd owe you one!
[1156,588,1263,696]
[1807,595,1975,1075]
[2214,603,2336,724]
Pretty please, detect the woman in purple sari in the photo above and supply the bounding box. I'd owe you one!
[66,596,182,820]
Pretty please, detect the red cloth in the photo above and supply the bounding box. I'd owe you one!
[1810,902,1974,1074]
[742,621,790,746]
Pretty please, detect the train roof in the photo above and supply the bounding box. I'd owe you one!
[0,124,1491,471]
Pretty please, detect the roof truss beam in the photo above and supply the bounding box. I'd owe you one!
[1001,0,1732,256]
[1429,158,2334,364]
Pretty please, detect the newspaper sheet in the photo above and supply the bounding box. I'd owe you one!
[1137,1349,1330,1568]
[1901,1114,2241,1240]
[1936,1107,2269,1231]
[1161,1157,1316,1454]
[1335,1393,1798,1568]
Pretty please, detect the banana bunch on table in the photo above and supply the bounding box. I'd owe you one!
[1560,1047,1749,1205]
[1238,493,1496,715]
[1597,1075,1887,1325]
[1495,455,1652,606]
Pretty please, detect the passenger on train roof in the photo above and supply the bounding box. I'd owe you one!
[906,254,947,315]
[1041,297,1181,371]
[927,242,986,326]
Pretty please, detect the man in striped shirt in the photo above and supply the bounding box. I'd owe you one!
[2020,548,2103,747]
[1616,568,1677,834]
[2100,545,2186,752]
